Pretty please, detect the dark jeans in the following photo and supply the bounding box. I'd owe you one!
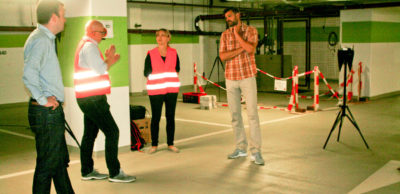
[28,99,74,194]
[149,93,178,146]
[77,95,120,177]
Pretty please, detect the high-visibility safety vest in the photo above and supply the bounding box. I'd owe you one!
[146,47,180,95]
[74,38,111,98]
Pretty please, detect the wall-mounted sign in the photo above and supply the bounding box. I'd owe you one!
[99,20,113,39]
[274,79,287,92]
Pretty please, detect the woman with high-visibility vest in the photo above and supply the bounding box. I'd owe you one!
[144,28,180,154]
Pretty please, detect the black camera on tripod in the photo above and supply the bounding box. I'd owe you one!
[337,48,354,71]
[323,47,369,149]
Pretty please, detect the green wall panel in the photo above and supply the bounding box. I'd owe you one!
[128,33,199,45]
[0,34,29,48]
[58,16,129,87]
[371,22,400,42]
[342,21,400,43]
[342,22,372,43]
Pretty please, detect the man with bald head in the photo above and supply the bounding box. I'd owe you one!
[73,20,135,183]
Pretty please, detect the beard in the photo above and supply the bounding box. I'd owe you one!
[226,19,238,27]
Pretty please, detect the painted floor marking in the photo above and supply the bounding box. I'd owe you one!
[348,160,400,194]
[0,114,308,180]
[0,128,34,140]
[0,160,80,180]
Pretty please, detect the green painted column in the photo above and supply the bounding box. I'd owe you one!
[59,0,130,151]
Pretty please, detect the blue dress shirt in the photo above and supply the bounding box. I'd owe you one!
[23,24,65,105]
[78,36,107,75]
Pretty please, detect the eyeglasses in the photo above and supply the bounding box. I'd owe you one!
[94,31,107,35]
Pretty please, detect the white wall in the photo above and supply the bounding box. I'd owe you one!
[370,7,400,96]
[370,43,400,96]
[0,0,36,104]
[0,47,31,104]
[0,0,36,26]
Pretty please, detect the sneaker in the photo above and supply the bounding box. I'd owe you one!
[81,169,108,180]
[108,169,136,183]
[227,149,247,159]
[250,152,265,165]
[168,146,180,153]
[148,146,157,154]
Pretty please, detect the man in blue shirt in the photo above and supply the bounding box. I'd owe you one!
[22,0,74,193]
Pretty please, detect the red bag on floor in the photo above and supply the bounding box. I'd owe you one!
[130,120,145,151]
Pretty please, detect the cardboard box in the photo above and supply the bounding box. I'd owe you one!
[133,118,151,143]
[200,95,217,110]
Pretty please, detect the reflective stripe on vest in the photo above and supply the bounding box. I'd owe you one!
[74,38,111,98]
[146,47,180,95]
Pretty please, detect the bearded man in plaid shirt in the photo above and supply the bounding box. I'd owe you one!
[219,7,264,165]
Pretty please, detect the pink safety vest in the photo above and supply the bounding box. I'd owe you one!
[146,47,180,95]
[74,38,111,98]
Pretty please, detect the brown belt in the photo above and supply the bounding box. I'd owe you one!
[30,99,62,106]
[31,101,40,105]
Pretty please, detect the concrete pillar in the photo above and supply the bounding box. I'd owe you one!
[340,7,400,98]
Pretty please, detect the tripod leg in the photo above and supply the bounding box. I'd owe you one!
[345,114,370,149]
[205,57,219,91]
[323,110,342,149]
[337,113,344,142]
[218,57,225,71]
[346,106,356,121]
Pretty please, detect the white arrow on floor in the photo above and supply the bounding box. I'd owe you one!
[348,160,400,194]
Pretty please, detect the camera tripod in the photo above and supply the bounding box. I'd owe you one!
[323,48,369,149]
[204,39,225,101]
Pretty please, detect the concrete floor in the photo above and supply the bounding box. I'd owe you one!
[1,87,400,194]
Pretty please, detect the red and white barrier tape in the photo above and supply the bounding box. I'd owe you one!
[257,68,314,80]
[196,72,227,91]
[318,71,339,99]
[193,63,205,93]
[339,69,355,88]
[258,66,341,101]
[198,64,358,112]
[219,103,289,111]
[258,105,288,111]
[257,68,289,80]
[287,66,299,112]
[313,66,319,111]
[358,62,362,99]
[287,91,335,99]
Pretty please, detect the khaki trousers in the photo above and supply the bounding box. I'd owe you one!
[226,76,262,154]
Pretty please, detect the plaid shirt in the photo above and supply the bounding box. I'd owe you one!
[220,23,258,80]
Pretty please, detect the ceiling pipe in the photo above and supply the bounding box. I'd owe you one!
[128,29,201,35]
[127,0,263,12]
[193,8,340,35]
